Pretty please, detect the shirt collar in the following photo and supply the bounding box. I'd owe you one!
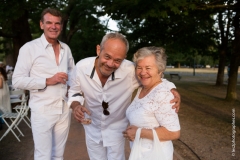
[40,33,63,49]
[85,57,119,81]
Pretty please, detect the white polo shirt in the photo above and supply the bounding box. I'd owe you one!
[68,57,176,146]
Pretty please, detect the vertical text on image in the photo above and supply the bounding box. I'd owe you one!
[232,108,236,156]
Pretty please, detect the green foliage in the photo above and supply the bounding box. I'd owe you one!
[0,0,66,34]
[98,0,225,67]
[0,0,238,66]
[58,0,108,61]
[0,0,107,62]
[69,19,106,62]
[0,53,4,61]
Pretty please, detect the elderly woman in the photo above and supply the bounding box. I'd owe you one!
[123,46,180,160]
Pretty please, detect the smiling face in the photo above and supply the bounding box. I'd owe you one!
[136,55,161,87]
[96,38,126,78]
[40,13,62,43]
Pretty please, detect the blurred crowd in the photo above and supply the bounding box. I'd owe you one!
[0,61,14,86]
[0,61,13,130]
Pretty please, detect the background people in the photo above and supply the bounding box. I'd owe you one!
[12,8,75,160]
[0,67,11,114]
[68,32,180,160]
[124,46,180,160]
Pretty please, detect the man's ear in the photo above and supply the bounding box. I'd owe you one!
[40,20,44,30]
[96,45,101,56]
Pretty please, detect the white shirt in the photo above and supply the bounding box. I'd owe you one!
[126,82,180,160]
[68,57,176,146]
[12,34,75,114]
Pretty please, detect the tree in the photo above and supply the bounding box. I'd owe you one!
[213,1,234,86]
[0,0,107,65]
[56,0,107,61]
[98,0,239,100]
[0,0,67,65]
[97,0,216,58]
[226,1,240,100]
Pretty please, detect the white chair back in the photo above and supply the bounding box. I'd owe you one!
[0,89,27,142]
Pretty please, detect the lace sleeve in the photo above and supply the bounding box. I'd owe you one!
[152,88,180,131]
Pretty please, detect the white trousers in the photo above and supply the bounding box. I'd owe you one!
[86,134,126,160]
[31,103,71,160]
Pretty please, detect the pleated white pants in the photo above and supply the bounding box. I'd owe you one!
[31,103,71,160]
[85,134,126,160]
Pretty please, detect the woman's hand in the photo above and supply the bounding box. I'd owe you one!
[123,125,138,141]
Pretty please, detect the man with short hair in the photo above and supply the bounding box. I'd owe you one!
[12,8,75,160]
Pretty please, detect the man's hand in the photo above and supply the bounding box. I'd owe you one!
[71,101,91,123]
[72,105,85,123]
[170,88,181,113]
[46,72,68,86]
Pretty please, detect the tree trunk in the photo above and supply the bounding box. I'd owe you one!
[177,62,180,68]
[11,10,32,66]
[59,15,68,43]
[59,0,75,44]
[226,58,239,101]
[216,12,230,86]
[226,4,240,101]
[4,39,14,67]
[216,49,227,86]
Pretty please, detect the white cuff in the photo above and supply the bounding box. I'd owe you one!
[67,96,85,108]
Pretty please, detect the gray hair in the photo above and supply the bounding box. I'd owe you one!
[100,32,129,54]
[133,46,167,73]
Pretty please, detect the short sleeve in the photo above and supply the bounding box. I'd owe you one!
[153,86,180,131]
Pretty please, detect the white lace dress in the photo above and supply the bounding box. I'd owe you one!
[126,81,180,160]
[0,75,11,114]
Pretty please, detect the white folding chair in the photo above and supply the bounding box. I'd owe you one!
[0,90,27,142]
[13,95,31,129]
[10,88,25,104]
[10,90,31,128]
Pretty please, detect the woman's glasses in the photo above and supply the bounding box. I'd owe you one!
[102,101,110,115]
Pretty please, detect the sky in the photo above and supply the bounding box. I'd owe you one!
[99,15,119,31]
